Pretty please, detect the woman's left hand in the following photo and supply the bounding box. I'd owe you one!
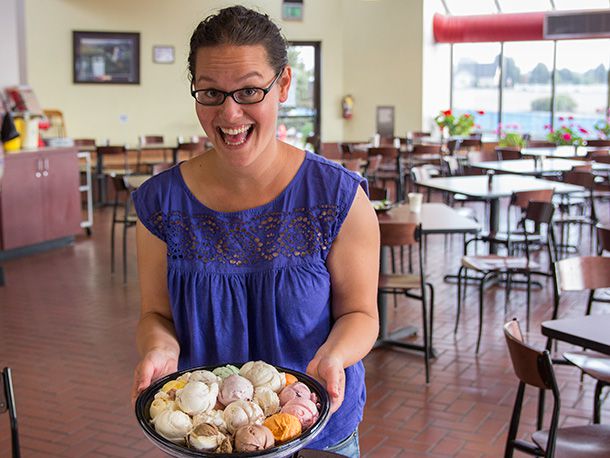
[306,354,345,413]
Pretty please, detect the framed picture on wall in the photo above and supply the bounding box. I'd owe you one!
[376,105,395,137]
[153,45,175,64]
[73,31,140,84]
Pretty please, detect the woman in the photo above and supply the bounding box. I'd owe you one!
[131,6,379,456]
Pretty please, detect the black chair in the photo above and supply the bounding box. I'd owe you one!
[377,223,434,383]
[1,367,21,458]
[110,175,137,283]
[503,319,610,458]
[456,201,556,352]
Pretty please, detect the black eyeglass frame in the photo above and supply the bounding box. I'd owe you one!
[191,68,284,106]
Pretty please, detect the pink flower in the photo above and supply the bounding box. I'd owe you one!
[562,133,572,141]
[568,116,574,120]
[544,124,551,130]
[442,109,452,116]
[579,127,588,134]
[558,116,564,121]
[477,110,485,115]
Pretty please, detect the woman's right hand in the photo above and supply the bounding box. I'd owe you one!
[131,349,178,405]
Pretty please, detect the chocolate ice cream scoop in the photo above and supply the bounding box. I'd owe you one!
[187,423,228,452]
[234,424,275,452]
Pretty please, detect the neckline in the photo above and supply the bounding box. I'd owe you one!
[175,151,310,216]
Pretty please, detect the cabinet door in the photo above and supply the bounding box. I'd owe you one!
[0,154,45,249]
[42,150,81,240]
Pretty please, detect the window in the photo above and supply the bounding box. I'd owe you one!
[278,42,320,149]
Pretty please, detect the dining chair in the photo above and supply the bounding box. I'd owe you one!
[597,223,610,255]
[585,139,610,147]
[96,145,130,205]
[369,146,402,202]
[377,223,434,383]
[551,254,610,424]
[175,138,205,163]
[1,367,21,458]
[42,109,66,138]
[496,147,522,161]
[110,174,138,283]
[137,135,167,171]
[526,139,557,148]
[456,201,556,352]
[368,185,388,201]
[503,319,610,458]
[319,142,341,159]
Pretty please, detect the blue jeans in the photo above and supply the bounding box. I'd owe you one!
[323,429,360,458]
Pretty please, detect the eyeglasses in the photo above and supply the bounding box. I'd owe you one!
[191,68,284,106]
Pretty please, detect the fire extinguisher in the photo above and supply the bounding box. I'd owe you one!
[342,95,353,120]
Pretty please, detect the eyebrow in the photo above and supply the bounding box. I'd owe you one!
[196,71,265,85]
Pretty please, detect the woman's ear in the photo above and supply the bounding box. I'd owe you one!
[278,66,292,103]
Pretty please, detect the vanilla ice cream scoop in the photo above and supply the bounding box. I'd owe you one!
[189,370,220,387]
[240,361,286,392]
[278,382,313,406]
[234,424,275,452]
[253,386,281,417]
[281,397,319,429]
[175,380,219,415]
[192,409,229,434]
[223,400,265,434]
[217,374,254,406]
[187,423,229,452]
[153,409,192,444]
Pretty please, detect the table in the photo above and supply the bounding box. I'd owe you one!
[124,174,151,189]
[417,174,583,253]
[377,203,480,344]
[521,146,601,159]
[471,159,610,177]
[541,314,610,355]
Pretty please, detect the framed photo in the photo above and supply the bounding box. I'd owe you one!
[153,45,175,64]
[376,105,395,138]
[73,31,140,84]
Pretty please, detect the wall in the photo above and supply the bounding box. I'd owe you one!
[342,0,424,142]
[0,0,24,87]
[24,0,344,144]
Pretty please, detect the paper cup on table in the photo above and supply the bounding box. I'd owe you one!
[408,192,423,213]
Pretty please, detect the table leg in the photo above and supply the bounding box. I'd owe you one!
[96,153,105,206]
[172,148,179,165]
[489,198,500,254]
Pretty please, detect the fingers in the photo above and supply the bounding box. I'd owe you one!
[131,361,153,406]
[307,355,346,414]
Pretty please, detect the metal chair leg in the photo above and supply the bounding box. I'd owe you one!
[2,367,21,458]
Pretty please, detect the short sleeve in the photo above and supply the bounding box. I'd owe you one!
[132,177,167,242]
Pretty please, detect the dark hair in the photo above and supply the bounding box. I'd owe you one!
[188,5,288,83]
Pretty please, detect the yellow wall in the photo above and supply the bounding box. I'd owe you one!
[24,0,435,145]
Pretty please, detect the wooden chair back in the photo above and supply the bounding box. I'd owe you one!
[139,135,164,145]
[342,158,362,173]
[339,143,352,155]
[366,154,382,175]
[554,256,610,292]
[585,139,610,147]
[368,147,398,161]
[526,140,556,148]
[97,145,127,156]
[320,142,341,159]
[511,189,554,210]
[504,320,555,389]
[597,224,610,254]
[592,154,610,164]
[496,147,522,161]
[562,170,595,188]
[369,186,388,201]
[410,131,431,138]
[459,138,483,149]
[73,138,96,147]
[440,155,461,176]
[524,201,555,226]
[42,109,66,137]
[379,222,419,247]
[348,150,368,160]
[411,144,442,155]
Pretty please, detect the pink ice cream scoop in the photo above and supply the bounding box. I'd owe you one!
[280,397,319,429]
[218,375,254,407]
[278,382,313,406]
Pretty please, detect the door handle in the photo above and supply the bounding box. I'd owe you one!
[35,158,42,178]
[42,158,49,177]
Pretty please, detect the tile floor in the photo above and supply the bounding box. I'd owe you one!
[0,198,608,457]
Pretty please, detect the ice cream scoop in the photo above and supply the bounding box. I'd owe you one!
[149,398,175,420]
[213,364,240,379]
[284,373,298,385]
[189,370,220,387]
[281,397,319,429]
[187,423,229,452]
[175,380,219,415]
[240,361,286,392]
[217,374,254,406]
[153,409,192,445]
[223,400,265,434]
[263,413,302,443]
[253,386,281,417]
[192,409,228,434]
[234,424,275,452]
[278,382,313,406]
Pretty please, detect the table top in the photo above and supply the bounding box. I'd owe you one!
[418,174,583,198]
[471,158,610,175]
[541,314,610,355]
[377,202,480,235]
[521,146,599,159]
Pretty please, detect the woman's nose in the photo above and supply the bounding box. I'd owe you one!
[219,96,244,121]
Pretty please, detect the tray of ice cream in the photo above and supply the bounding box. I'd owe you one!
[135,361,331,457]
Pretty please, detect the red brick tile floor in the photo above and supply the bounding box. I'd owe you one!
[0,196,608,457]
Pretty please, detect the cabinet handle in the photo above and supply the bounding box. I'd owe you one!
[42,158,49,177]
[35,158,42,178]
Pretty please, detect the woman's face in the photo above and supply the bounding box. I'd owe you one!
[193,44,291,168]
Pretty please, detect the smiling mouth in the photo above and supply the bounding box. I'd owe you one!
[218,125,253,146]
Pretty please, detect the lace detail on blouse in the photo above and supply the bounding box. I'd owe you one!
[148,204,342,265]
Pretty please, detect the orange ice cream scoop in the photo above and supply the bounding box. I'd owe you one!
[263,413,302,443]
[284,373,298,385]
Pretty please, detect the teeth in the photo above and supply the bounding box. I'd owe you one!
[220,126,250,135]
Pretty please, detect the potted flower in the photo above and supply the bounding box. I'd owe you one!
[497,123,526,148]
[546,118,587,146]
[434,109,482,137]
